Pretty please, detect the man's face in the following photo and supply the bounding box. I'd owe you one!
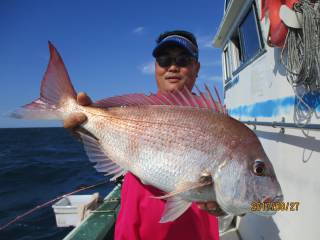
[155,46,200,93]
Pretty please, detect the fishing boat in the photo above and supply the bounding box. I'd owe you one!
[52,1,320,239]
[213,0,320,239]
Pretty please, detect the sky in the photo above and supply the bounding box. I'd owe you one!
[0,0,225,128]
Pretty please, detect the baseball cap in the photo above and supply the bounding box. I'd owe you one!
[152,31,199,59]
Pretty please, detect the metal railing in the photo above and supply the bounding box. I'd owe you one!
[242,119,320,131]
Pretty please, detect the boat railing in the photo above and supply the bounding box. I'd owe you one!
[242,119,320,132]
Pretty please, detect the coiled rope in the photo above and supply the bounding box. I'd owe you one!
[280,0,320,125]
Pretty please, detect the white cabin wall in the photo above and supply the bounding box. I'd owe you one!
[217,0,320,239]
[225,48,296,122]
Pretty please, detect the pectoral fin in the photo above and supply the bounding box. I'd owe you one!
[154,172,213,200]
[160,196,192,223]
[78,130,125,181]
[154,181,212,200]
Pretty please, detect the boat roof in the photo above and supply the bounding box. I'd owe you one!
[213,0,251,48]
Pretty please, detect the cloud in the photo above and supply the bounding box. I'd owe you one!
[133,26,145,34]
[198,73,222,83]
[208,75,222,82]
[201,60,221,67]
[139,61,155,75]
[196,34,215,49]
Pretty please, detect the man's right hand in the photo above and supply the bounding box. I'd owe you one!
[197,201,227,217]
[63,92,92,129]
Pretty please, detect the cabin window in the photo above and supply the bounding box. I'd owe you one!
[239,5,263,62]
[225,3,264,77]
[225,0,231,11]
[223,35,241,83]
[223,47,232,82]
[230,34,241,70]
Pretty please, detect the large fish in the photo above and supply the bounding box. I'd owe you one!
[12,42,283,222]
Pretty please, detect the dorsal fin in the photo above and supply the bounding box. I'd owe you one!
[94,85,227,114]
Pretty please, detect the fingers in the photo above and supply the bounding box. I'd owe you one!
[197,201,226,216]
[64,92,91,128]
[63,92,90,138]
[206,202,218,210]
[77,92,92,106]
[63,112,87,129]
[198,202,217,211]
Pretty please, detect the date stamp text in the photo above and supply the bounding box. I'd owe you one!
[251,201,300,212]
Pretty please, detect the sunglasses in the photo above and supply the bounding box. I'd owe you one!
[156,55,195,68]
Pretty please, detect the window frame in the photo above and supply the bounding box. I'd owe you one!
[224,2,266,79]
[238,4,264,63]
[223,46,233,83]
[225,0,231,11]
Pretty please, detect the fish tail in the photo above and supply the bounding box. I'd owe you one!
[10,42,77,120]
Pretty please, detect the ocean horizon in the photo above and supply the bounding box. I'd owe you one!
[0,127,114,240]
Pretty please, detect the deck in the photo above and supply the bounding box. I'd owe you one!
[63,184,121,240]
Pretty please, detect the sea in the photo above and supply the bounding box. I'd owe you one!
[0,128,115,240]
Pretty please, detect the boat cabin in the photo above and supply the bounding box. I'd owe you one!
[213,0,320,239]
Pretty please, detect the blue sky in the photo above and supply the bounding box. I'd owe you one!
[0,0,225,128]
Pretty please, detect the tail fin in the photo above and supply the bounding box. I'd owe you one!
[11,41,77,120]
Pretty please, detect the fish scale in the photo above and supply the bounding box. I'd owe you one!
[82,105,231,196]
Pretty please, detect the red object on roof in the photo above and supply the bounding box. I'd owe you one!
[261,0,299,47]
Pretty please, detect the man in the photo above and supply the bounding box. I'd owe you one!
[64,30,223,239]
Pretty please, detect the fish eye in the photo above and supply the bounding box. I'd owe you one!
[253,161,266,176]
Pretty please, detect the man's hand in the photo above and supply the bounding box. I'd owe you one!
[63,92,92,129]
[197,201,226,216]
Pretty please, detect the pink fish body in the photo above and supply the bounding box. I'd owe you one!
[13,42,283,222]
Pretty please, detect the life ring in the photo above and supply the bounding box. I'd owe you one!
[261,0,299,47]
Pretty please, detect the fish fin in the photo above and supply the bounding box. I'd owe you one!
[94,85,227,114]
[154,179,213,200]
[94,93,160,108]
[10,98,62,120]
[78,130,125,180]
[11,42,77,120]
[110,170,127,181]
[140,179,151,185]
[40,42,77,105]
[160,196,192,223]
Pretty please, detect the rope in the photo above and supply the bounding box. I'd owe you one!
[0,180,109,231]
[280,0,320,125]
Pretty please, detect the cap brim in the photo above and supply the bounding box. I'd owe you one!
[152,40,196,58]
